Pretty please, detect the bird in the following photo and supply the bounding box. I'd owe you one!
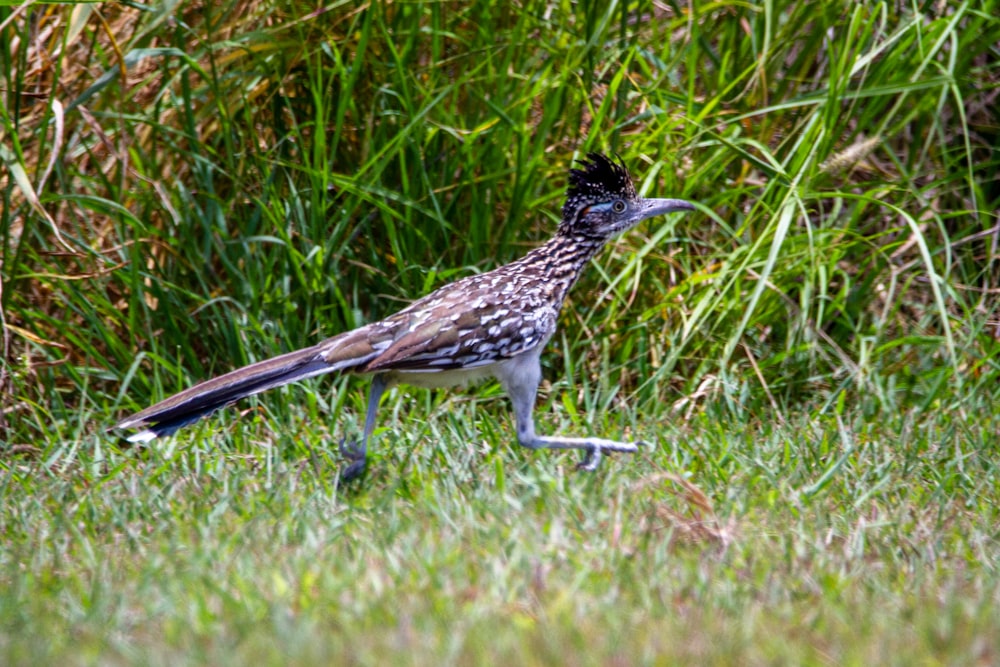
[115,153,696,478]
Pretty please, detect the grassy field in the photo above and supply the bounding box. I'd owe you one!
[2,0,999,664]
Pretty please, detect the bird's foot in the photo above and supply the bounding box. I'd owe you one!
[339,438,368,482]
[576,446,603,472]
[574,439,643,472]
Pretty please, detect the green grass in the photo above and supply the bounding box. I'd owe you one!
[2,0,999,664]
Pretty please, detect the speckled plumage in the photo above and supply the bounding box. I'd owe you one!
[320,232,602,376]
[116,153,695,476]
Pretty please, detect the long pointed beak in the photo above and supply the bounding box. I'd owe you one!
[638,197,696,221]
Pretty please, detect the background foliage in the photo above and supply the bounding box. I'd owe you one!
[2,0,998,663]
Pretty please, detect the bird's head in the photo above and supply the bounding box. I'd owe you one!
[559,153,694,239]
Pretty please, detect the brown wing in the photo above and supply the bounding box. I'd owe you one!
[359,272,557,373]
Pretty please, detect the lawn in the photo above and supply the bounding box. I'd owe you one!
[2,1,998,664]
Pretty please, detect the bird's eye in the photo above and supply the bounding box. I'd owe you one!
[611,199,627,213]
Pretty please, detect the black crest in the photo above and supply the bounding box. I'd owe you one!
[562,153,637,220]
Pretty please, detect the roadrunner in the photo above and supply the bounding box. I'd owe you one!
[116,153,695,477]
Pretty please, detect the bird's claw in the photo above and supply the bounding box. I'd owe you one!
[575,440,644,472]
[339,437,367,482]
[576,446,603,472]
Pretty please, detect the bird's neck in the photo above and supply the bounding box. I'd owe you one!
[514,230,608,303]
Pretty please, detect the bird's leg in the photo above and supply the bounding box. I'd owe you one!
[499,355,640,471]
[340,374,388,481]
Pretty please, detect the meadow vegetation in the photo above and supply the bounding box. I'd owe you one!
[2,1,998,663]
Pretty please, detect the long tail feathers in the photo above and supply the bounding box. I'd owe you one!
[116,336,371,442]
